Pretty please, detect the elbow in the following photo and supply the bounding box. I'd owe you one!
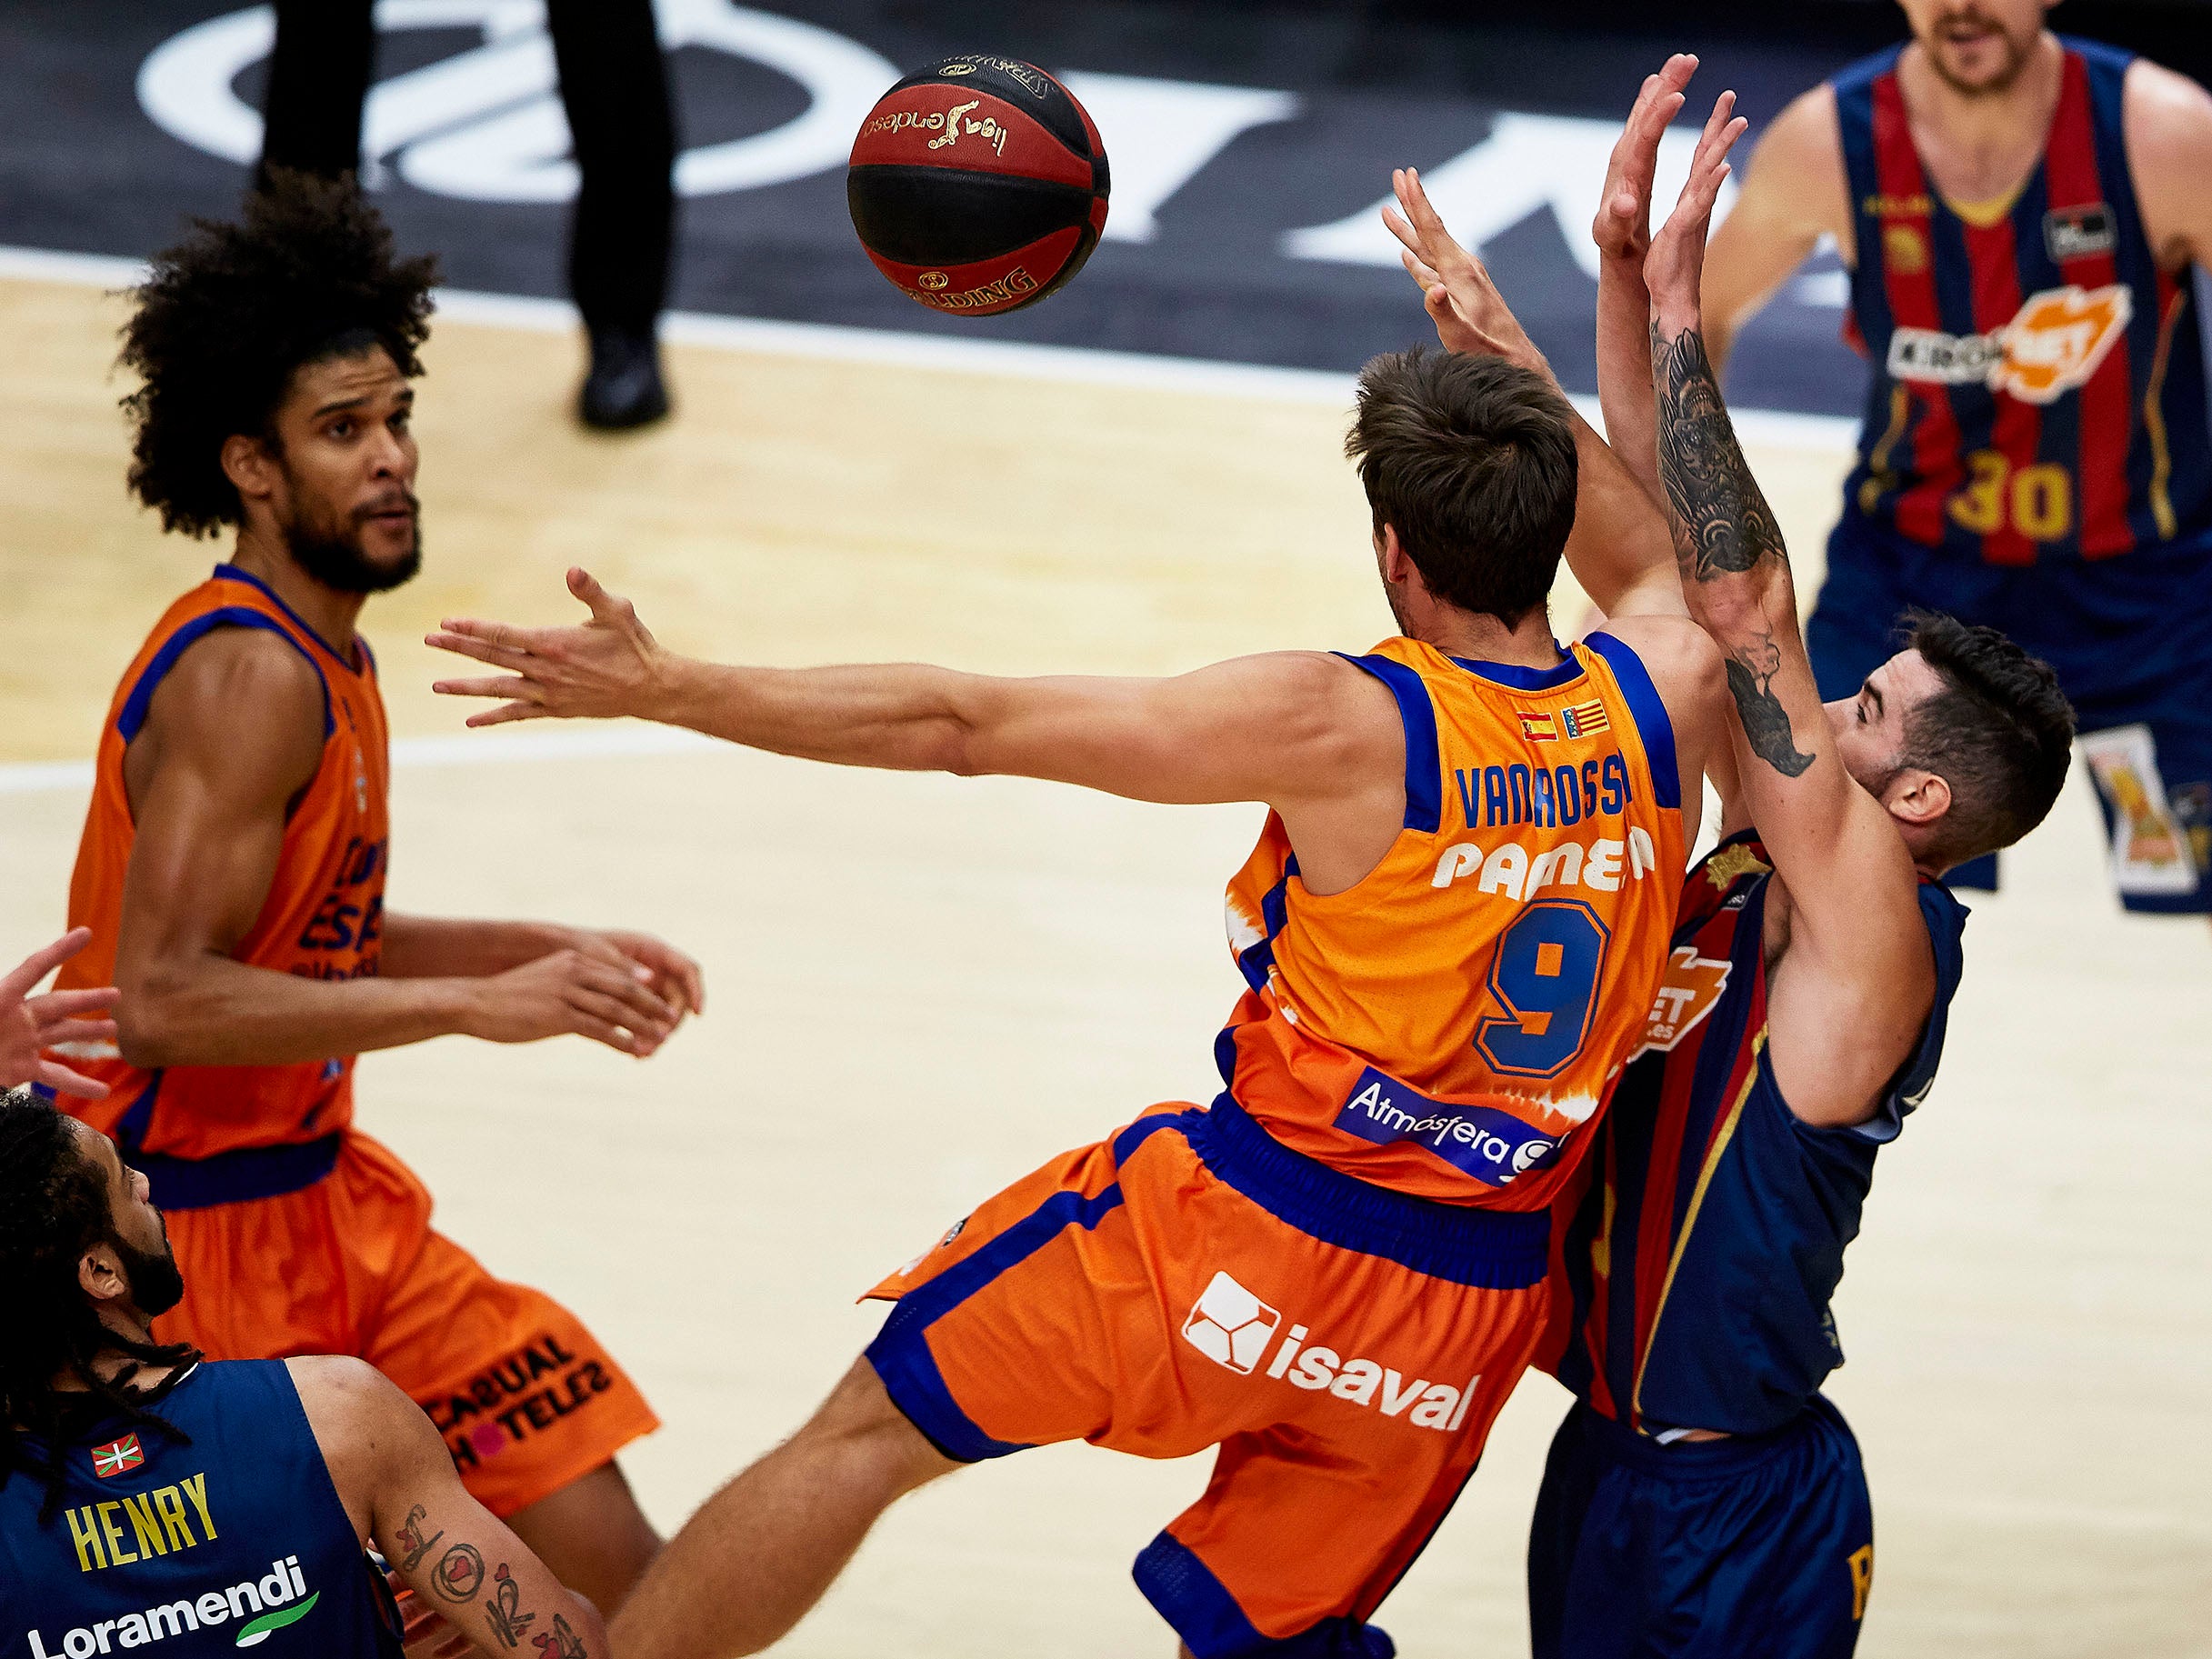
[113,1004,181,1070]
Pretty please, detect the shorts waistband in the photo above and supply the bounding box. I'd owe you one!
[1568,1394,1843,1478]
[1180,1097,1549,1290]
[130,1133,344,1210]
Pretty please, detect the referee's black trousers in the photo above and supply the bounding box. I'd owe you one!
[258,0,677,333]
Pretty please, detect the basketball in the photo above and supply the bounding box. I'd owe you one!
[846,55,1110,317]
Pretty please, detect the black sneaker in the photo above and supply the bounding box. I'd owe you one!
[578,325,671,429]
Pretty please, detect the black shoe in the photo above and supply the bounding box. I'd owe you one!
[578,325,670,430]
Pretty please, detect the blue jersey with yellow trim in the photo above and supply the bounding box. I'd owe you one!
[1834,36,2212,566]
[0,1361,401,1659]
[1546,835,1968,1436]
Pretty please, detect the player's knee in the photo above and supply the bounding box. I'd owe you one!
[800,1356,958,1495]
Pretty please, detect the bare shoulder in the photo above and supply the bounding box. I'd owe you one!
[285,1354,419,1444]
[137,623,324,785]
[1229,646,1404,754]
[2125,56,2212,172]
[1592,613,1725,706]
[1757,83,1844,171]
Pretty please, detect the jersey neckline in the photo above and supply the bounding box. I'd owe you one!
[212,562,367,675]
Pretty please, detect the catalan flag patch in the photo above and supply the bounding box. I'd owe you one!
[1559,700,1611,739]
[90,1434,143,1479]
[1517,712,1557,741]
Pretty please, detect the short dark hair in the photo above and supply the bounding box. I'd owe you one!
[1898,610,2076,865]
[1346,347,1579,627]
[0,1092,196,1517]
[119,170,438,538]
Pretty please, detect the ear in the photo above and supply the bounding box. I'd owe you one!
[78,1240,131,1307]
[221,433,282,506]
[1881,765,1953,830]
[1379,524,1420,590]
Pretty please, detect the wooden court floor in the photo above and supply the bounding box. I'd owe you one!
[2,275,2207,1656]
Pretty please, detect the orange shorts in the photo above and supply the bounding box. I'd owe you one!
[151,1128,657,1518]
[865,1098,1552,1656]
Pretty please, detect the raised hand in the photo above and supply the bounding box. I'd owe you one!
[1,928,119,1099]
[1381,167,1548,374]
[1645,88,1750,333]
[462,946,684,1058]
[428,568,672,728]
[1594,55,1699,266]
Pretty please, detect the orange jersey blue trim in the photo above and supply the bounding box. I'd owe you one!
[52,565,390,1199]
[1216,635,1687,1209]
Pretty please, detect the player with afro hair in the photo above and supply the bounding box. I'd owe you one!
[40,173,702,1610]
[120,169,437,539]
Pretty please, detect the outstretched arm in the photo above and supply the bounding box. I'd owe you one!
[428,571,1401,818]
[1643,84,1933,1124]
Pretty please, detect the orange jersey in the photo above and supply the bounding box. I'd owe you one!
[1217,635,1687,1209]
[55,564,390,1160]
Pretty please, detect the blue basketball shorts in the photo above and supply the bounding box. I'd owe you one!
[1526,1396,1875,1659]
[1808,512,2212,912]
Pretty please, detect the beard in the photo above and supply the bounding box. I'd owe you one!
[281,486,424,595]
[116,1213,185,1320]
[1920,8,2037,97]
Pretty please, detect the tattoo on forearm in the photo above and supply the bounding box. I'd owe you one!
[431,1541,486,1603]
[530,1613,588,1657]
[485,1564,535,1648]
[1650,323,1789,584]
[1651,320,1816,777]
[1724,648,1816,777]
[395,1505,445,1573]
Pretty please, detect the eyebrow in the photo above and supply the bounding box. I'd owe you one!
[312,386,413,418]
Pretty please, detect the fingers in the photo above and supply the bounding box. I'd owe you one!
[423,630,534,668]
[26,986,115,1020]
[574,959,678,1038]
[462,703,545,728]
[0,927,93,1002]
[429,616,556,655]
[430,673,536,702]
[34,1017,118,1050]
[567,567,641,634]
[37,1060,111,1101]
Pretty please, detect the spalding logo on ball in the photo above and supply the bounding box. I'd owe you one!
[847,55,1110,317]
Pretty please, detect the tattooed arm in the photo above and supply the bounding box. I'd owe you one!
[292,1357,609,1658]
[1643,81,1935,1128]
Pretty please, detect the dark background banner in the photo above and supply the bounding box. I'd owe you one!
[3,2,2206,417]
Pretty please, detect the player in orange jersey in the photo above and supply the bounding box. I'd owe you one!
[429,313,1728,1647]
[43,175,699,1610]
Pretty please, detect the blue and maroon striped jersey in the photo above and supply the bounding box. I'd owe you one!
[1544,835,1967,1437]
[1834,37,2212,565]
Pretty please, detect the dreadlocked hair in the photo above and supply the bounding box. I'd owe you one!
[119,168,438,537]
[0,1090,198,1519]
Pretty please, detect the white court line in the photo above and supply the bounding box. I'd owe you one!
[0,725,721,797]
[0,243,1861,453]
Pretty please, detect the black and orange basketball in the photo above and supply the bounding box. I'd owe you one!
[847,55,1110,318]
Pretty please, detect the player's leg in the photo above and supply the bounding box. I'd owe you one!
[2069,655,2212,923]
[614,1355,959,1656]
[256,0,375,187]
[613,1112,1219,1658]
[343,1133,664,1609]
[1526,1402,1612,1659]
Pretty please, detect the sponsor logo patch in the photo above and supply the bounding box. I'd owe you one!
[1887,283,2133,405]
[1333,1065,1579,1183]
[2044,203,2116,262]
[1180,1271,1281,1374]
[1179,1270,1481,1432]
[1629,947,1733,1061]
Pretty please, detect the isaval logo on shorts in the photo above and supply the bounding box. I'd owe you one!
[1180,1271,1479,1431]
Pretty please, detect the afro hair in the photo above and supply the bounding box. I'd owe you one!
[119,170,439,538]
